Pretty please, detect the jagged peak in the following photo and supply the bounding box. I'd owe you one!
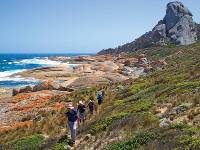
[166,1,192,16]
[97,1,197,55]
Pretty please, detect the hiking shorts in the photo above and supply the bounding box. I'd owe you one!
[79,112,86,120]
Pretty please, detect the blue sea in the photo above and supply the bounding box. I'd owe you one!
[0,53,92,87]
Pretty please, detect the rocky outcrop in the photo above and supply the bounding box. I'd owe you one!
[12,80,74,96]
[98,1,198,55]
[164,2,197,45]
[151,59,168,70]
[0,90,69,132]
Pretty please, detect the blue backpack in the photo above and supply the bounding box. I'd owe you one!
[97,94,103,103]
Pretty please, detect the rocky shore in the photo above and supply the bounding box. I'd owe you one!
[0,54,167,133]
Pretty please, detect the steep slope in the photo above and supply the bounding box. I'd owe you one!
[72,41,200,150]
[98,1,197,55]
[2,40,200,150]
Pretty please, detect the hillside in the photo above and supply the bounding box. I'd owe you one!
[1,39,200,149]
[98,1,198,55]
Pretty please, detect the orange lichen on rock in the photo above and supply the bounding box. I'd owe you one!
[0,121,33,132]
[0,90,70,133]
[51,102,66,111]
[11,91,55,112]
[12,93,32,103]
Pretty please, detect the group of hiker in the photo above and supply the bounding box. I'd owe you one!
[65,90,105,145]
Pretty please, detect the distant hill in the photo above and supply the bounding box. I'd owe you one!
[98,1,198,55]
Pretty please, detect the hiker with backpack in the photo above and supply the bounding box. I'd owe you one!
[77,101,86,124]
[88,97,95,115]
[65,103,78,145]
[97,91,103,105]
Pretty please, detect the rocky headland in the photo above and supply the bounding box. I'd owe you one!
[98,1,198,55]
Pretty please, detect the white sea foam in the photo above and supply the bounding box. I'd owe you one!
[19,58,62,66]
[0,69,30,82]
[0,76,38,82]
[3,60,7,62]
[0,76,23,82]
[0,70,26,78]
[0,57,76,86]
[0,71,38,84]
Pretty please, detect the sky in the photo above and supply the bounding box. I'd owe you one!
[0,0,199,53]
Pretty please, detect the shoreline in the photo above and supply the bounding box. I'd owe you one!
[0,54,151,133]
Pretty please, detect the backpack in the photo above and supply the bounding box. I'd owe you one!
[78,104,86,113]
[66,109,78,122]
[89,101,94,108]
[97,94,103,101]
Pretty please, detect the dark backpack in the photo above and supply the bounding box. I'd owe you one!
[89,101,94,108]
[97,94,103,101]
[66,109,78,122]
[78,104,86,113]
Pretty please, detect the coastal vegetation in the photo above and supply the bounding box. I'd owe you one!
[1,39,200,149]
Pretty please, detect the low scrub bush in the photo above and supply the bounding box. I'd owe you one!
[127,99,153,113]
[178,135,200,150]
[89,112,128,135]
[3,134,44,150]
[129,83,147,94]
[104,131,157,150]
[170,123,198,135]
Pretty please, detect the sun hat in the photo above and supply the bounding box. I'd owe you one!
[79,100,84,105]
[67,103,74,109]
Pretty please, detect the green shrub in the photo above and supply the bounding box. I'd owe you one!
[139,84,167,98]
[129,83,146,94]
[113,100,125,107]
[176,81,200,89]
[178,135,200,150]
[4,134,44,150]
[104,131,157,150]
[89,112,128,135]
[51,135,70,150]
[170,123,198,135]
[51,143,67,150]
[127,99,153,113]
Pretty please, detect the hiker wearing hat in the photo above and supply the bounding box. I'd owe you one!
[65,103,78,144]
[77,101,86,124]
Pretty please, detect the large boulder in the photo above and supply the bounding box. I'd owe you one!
[98,1,197,55]
[12,86,33,96]
[32,80,60,92]
[12,88,19,96]
[18,86,33,93]
[163,1,197,45]
[164,1,192,31]
[12,80,75,96]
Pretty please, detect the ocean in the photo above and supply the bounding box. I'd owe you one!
[0,53,92,87]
